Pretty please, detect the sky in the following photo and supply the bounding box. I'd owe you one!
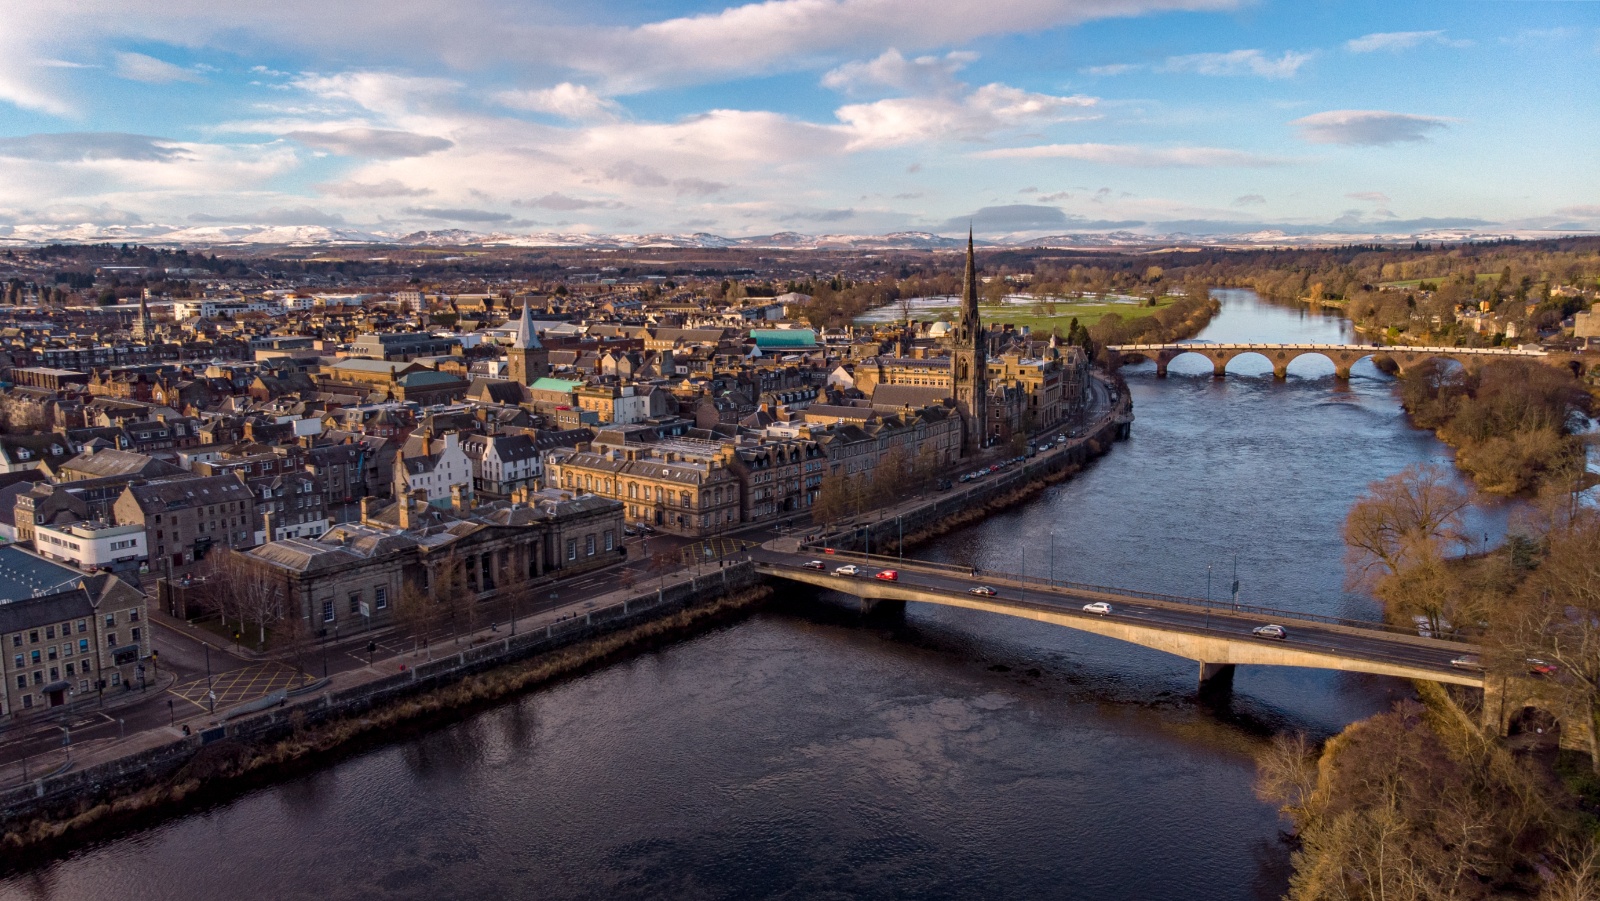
[0,0,1596,239]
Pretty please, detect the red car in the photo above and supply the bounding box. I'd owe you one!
[1528,658,1558,676]
[875,570,899,582]
[802,560,825,570]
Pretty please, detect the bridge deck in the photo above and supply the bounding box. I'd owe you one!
[754,549,1484,688]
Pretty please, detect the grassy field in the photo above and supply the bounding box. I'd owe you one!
[858,295,1180,334]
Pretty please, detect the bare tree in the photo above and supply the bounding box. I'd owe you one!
[210,552,285,649]
[1343,463,1472,591]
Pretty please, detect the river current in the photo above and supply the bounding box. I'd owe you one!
[0,291,1507,901]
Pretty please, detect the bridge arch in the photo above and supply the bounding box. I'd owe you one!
[1507,705,1562,751]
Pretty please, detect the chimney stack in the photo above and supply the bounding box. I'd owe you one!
[398,494,413,529]
[450,484,467,513]
[263,509,278,543]
[360,496,377,524]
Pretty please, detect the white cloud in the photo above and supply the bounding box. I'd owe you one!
[286,127,454,158]
[496,83,621,120]
[314,178,432,198]
[1344,31,1470,53]
[1161,48,1313,79]
[822,49,976,95]
[973,142,1284,167]
[1291,110,1452,146]
[1080,63,1141,76]
[112,51,203,84]
[1346,191,1391,204]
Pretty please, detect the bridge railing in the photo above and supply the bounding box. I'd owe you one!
[774,549,1461,642]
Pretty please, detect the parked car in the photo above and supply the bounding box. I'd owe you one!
[1082,602,1112,615]
[833,564,860,576]
[622,526,638,537]
[875,569,898,582]
[1252,624,1288,640]
[969,586,997,597]
[935,479,953,491]
[1449,654,1482,670]
[802,560,826,571]
[1527,658,1558,676]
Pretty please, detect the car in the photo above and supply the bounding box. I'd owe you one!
[1082,602,1112,615]
[1252,624,1288,640]
[875,569,898,581]
[969,586,997,597]
[635,523,655,534]
[935,478,953,491]
[622,525,638,537]
[802,560,826,571]
[1527,658,1558,676]
[1450,654,1483,670]
[833,564,861,576]
[959,473,973,483]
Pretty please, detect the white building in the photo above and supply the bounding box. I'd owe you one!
[32,521,146,572]
[172,298,284,319]
[463,434,543,496]
[395,431,473,507]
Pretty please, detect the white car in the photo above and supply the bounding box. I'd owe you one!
[1252,624,1288,640]
[1082,602,1112,615]
[833,564,861,576]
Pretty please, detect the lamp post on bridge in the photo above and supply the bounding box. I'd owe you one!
[1204,563,1213,632]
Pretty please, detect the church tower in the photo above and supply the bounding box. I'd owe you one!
[951,229,988,454]
[506,300,549,385]
[132,291,153,343]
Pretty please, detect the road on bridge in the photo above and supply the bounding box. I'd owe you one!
[752,548,1481,685]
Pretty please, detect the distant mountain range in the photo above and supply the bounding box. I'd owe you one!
[0,222,1578,251]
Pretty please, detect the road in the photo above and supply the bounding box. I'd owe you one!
[752,549,1482,683]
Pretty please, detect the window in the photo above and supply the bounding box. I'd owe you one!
[566,538,576,561]
[62,643,72,657]
[585,535,595,556]
[29,650,39,665]
[375,587,388,610]
[322,600,335,623]
[31,672,41,685]
[104,614,116,628]
[106,633,117,648]
[65,662,74,676]
[44,625,54,640]
[14,675,24,690]
[49,667,57,681]
[129,609,139,622]
[11,654,20,669]
[604,531,614,551]
[77,620,87,634]
[349,594,360,615]
[110,673,120,687]
[131,628,141,644]
[77,639,88,653]
[46,646,56,661]
[9,635,17,648]
[28,631,37,644]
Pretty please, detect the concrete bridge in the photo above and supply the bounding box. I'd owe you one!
[753,549,1483,691]
[1108,342,1549,380]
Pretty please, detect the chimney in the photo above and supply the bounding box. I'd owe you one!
[398,494,413,529]
[450,484,467,513]
[263,509,278,542]
[360,496,377,524]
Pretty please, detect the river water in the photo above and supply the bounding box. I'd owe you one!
[0,291,1505,901]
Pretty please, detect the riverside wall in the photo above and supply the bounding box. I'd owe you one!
[0,562,764,834]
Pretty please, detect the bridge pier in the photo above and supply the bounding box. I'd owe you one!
[1271,363,1288,380]
[860,598,906,618]
[1334,365,1352,380]
[1198,662,1235,692]
[1211,358,1227,378]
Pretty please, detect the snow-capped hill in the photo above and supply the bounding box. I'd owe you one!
[395,229,491,246]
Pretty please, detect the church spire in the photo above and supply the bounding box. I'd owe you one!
[511,299,541,350]
[961,226,979,328]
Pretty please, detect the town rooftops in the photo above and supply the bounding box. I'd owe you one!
[123,474,252,513]
[529,377,584,393]
[57,449,186,481]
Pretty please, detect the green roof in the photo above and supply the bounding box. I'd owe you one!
[530,377,584,393]
[751,329,817,348]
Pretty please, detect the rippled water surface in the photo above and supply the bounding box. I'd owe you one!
[1,291,1504,901]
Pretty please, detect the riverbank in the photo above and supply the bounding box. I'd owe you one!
[0,568,772,860]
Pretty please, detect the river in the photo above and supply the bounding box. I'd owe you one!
[0,291,1508,901]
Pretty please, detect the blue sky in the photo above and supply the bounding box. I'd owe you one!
[0,0,1595,239]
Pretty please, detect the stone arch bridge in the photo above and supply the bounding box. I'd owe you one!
[1109,343,1553,380]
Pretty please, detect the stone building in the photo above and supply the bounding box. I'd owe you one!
[237,487,623,637]
[0,547,149,717]
[113,474,258,574]
[545,437,742,537]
